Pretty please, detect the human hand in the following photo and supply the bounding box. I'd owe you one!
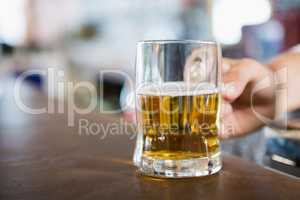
[219,58,275,139]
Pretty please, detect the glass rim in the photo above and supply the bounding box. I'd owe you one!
[137,40,219,45]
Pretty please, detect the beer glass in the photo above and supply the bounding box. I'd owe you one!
[133,40,222,178]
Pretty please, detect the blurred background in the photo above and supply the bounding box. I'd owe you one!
[0,0,300,176]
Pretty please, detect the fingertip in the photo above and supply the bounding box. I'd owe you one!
[221,82,238,101]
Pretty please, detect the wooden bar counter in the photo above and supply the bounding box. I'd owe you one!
[0,87,299,200]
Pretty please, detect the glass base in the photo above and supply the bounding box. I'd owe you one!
[138,152,222,178]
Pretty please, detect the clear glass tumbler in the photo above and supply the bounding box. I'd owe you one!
[133,40,222,178]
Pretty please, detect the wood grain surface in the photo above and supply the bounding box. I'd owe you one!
[0,86,299,200]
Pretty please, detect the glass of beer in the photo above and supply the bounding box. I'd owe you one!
[133,40,222,178]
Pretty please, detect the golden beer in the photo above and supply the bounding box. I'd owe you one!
[137,83,220,161]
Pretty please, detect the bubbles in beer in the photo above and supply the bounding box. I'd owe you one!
[137,82,220,160]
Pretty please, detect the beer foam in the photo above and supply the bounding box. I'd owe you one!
[137,82,218,96]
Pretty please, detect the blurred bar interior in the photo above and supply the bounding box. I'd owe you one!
[0,0,300,176]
